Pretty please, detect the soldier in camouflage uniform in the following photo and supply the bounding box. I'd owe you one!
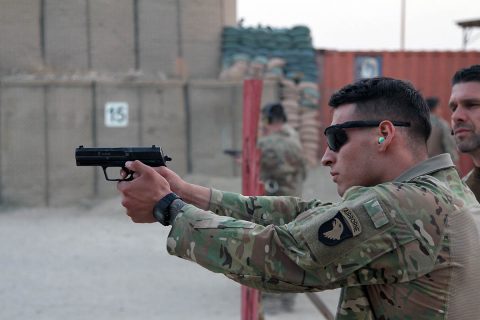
[118,77,480,319]
[258,102,306,313]
[450,65,480,201]
[425,97,458,163]
[259,102,306,198]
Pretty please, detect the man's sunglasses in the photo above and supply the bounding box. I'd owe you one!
[324,120,411,152]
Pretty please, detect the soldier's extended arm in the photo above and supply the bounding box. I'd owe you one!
[168,180,448,293]
[157,166,321,223]
[209,189,323,224]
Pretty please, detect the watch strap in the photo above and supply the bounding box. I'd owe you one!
[153,192,181,226]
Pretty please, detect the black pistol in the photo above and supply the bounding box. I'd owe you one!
[223,149,242,158]
[75,145,172,181]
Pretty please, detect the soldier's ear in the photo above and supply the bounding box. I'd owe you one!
[377,121,395,150]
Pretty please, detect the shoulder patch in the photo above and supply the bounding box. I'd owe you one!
[318,208,361,246]
[339,207,362,236]
[363,199,388,228]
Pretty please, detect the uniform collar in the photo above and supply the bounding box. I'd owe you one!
[394,154,455,182]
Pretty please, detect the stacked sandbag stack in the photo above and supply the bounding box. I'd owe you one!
[219,53,250,80]
[278,79,301,130]
[298,81,321,166]
[219,25,321,166]
[278,79,320,166]
[264,58,286,80]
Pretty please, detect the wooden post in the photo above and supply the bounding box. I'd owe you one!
[240,79,264,320]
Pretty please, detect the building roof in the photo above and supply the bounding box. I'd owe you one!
[457,19,480,28]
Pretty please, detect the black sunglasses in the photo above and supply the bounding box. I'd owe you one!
[324,120,411,152]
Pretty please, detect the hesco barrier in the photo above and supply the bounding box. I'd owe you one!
[188,79,278,177]
[0,78,276,207]
[0,0,236,79]
[316,50,480,175]
[0,78,186,206]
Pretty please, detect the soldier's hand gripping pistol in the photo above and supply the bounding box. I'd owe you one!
[75,145,172,181]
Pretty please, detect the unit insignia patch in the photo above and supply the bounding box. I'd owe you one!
[318,207,361,246]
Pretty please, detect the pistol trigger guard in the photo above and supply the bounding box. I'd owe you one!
[101,166,114,181]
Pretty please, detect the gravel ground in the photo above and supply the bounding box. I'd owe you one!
[0,166,341,320]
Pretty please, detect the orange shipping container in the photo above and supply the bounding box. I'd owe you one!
[316,50,480,175]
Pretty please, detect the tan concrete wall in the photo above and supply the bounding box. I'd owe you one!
[138,0,180,77]
[46,83,94,206]
[0,78,187,206]
[222,0,237,26]
[188,79,278,176]
[0,0,258,207]
[0,77,276,207]
[44,0,89,70]
[0,0,42,73]
[0,0,236,78]
[0,83,47,206]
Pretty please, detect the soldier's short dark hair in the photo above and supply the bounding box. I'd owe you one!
[451,64,480,85]
[262,102,287,124]
[425,97,439,111]
[329,77,431,143]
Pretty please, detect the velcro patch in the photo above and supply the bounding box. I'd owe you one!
[318,208,362,246]
[363,199,388,229]
[339,207,362,236]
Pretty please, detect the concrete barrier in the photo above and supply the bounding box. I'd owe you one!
[46,83,94,206]
[138,0,179,78]
[180,0,223,78]
[93,80,187,199]
[89,0,136,72]
[0,77,277,207]
[188,79,278,177]
[0,78,187,206]
[0,82,47,206]
[0,0,42,74]
[44,0,89,70]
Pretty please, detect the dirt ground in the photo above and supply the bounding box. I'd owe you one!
[0,166,341,320]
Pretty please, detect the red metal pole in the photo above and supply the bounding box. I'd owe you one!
[240,79,264,320]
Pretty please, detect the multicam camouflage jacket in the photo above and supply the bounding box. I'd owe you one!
[427,114,459,163]
[463,166,480,202]
[167,154,480,319]
[257,124,306,196]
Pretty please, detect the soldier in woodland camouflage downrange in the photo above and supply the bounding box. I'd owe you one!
[117,77,480,319]
[257,102,307,313]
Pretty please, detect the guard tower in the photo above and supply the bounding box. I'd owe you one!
[457,18,480,50]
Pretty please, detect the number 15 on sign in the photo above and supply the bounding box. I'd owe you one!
[105,102,129,127]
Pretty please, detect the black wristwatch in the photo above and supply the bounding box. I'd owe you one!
[153,192,181,226]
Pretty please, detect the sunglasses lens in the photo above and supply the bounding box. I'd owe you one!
[325,128,348,152]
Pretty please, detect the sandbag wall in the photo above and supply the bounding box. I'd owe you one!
[219,26,321,166]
